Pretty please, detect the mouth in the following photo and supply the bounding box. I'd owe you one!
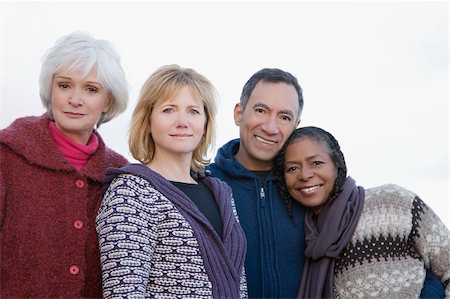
[169,134,193,137]
[300,184,322,194]
[255,135,277,145]
[64,112,85,117]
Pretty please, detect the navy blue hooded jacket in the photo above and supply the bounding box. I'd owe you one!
[207,139,306,299]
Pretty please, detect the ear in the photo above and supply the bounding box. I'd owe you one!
[103,96,113,113]
[234,103,243,126]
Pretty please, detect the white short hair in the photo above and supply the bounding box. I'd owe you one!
[39,31,129,126]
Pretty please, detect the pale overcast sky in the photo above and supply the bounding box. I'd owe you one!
[1,1,448,226]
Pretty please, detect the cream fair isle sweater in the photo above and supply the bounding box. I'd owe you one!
[334,184,450,299]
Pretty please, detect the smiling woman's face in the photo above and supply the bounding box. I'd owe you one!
[283,137,337,214]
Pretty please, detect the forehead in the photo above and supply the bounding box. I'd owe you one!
[157,85,203,105]
[248,81,299,113]
[54,68,99,81]
[286,138,331,158]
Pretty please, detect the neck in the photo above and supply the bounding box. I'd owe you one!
[234,150,273,171]
[148,153,195,183]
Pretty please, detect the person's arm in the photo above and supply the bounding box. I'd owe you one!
[96,175,157,299]
[0,148,6,231]
[229,193,248,299]
[420,269,446,298]
[412,196,450,297]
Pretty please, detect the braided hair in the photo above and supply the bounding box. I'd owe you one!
[275,126,347,221]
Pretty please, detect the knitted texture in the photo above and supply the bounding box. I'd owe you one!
[0,115,128,298]
[96,167,247,298]
[334,184,450,298]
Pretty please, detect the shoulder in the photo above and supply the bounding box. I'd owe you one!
[205,174,232,190]
[94,132,128,167]
[0,115,48,141]
[365,184,418,205]
[103,146,128,166]
[107,172,154,193]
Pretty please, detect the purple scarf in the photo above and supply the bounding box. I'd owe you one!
[105,163,247,299]
[297,176,365,299]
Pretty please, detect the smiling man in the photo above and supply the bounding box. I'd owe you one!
[207,68,305,298]
[207,67,445,299]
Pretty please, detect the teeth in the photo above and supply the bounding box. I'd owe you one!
[301,185,320,193]
[255,136,276,145]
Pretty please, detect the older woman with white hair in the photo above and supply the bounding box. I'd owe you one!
[0,31,129,298]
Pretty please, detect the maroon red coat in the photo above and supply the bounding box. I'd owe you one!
[0,115,128,298]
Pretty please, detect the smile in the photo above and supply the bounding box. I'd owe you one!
[301,185,321,194]
[255,136,277,145]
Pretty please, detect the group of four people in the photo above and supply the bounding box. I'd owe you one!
[1,32,448,298]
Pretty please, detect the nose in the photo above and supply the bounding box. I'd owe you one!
[298,166,313,181]
[175,111,189,128]
[68,89,83,106]
[261,115,280,135]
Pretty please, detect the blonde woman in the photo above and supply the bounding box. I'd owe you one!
[96,65,247,298]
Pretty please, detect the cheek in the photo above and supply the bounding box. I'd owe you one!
[284,174,296,189]
[281,124,297,137]
[50,88,61,104]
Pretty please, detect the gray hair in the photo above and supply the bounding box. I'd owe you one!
[39,31,129,126]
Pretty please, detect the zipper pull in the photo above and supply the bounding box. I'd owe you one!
[260,187,266,207]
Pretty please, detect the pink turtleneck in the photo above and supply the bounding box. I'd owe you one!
[49,121,99,170]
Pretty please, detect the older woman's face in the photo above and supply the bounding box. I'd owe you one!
[284,138,337,214]
[51,69,110,144]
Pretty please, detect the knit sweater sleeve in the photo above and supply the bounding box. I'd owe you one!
[231,194,248,298]
[411,196,450,296]
[96,174,158,299]
[0,158,4,229]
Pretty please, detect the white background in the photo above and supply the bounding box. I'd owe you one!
[1,1,448,227]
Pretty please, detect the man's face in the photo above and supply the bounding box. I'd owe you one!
[234,81,300,170]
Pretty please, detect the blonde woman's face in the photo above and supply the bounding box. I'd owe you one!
[150,85,206,162]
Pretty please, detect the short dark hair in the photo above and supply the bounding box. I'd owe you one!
[240,68,304,117]
[275,126,347,220]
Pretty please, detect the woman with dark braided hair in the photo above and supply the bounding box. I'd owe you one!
[275,126,450,299]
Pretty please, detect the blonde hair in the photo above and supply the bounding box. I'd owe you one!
[129,64,217,171]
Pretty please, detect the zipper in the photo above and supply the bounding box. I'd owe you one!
[260,186,266,207]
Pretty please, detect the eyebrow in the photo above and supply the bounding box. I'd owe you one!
[252,101,295,118]
[54,76,104,88]
[54,76,103,87]
[285,153,327,163]
[160,103,203,109]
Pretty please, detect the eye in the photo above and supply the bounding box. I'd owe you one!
[255,108,266,114]
[58,83,70,89]
[162,108,175,113]
[86,87,98,93]
[279,114,292,122]
[312,161,324,167]
[189,108,201,115]
[285,165,299,173]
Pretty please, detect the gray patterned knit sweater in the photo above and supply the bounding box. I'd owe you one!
[334,184,450,298]
[96,165,247,298]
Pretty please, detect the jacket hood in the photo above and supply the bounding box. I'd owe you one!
[212,138,275,180]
